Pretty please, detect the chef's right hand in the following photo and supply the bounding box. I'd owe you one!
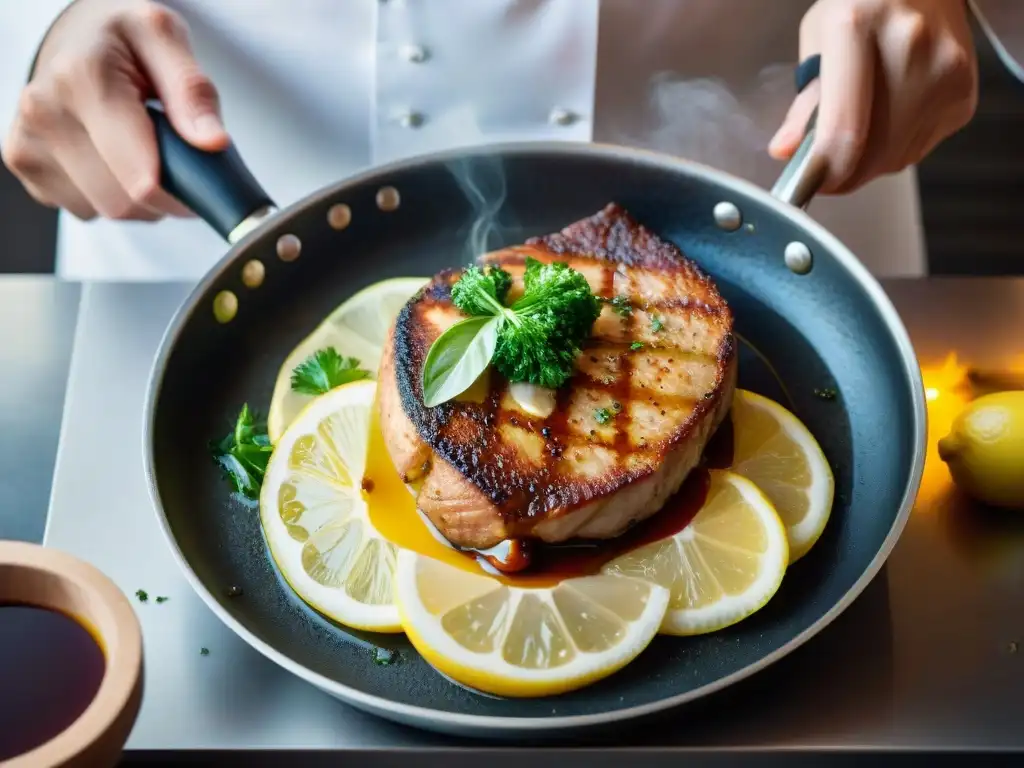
[1,0,228,221]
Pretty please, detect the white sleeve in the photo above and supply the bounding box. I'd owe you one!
[970,0,1024,82]
[0,1,74,142]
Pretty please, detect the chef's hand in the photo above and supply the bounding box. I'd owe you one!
[1,0,227,220]
[768,0,978,195]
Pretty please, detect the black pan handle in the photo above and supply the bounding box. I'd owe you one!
[770,54,827,210]
[146,105,276,244]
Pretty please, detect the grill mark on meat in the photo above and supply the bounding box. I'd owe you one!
[385,203,736,547]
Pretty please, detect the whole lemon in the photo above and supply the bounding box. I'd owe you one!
[937,391,1024,509]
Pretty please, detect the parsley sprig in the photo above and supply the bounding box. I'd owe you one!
[422,259,601,407]
[290,347,370,395]
[210,404,273,501]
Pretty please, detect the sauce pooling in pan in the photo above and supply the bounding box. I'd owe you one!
[364,402,734,588]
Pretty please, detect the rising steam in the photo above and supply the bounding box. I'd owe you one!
[445,64,794,259]
[620,65,793,186]
[447,155,512,262]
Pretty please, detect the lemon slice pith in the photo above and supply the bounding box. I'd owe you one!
[395,550,670,698]
[267,277,427,443]
[260,379,402,633]
[603,470,788,636]
[728,389,835,563]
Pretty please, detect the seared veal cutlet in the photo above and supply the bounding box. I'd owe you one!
[378,203,737,551]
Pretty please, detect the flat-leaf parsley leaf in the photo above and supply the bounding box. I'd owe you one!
[210,404,273,501]
[290,347,370,395]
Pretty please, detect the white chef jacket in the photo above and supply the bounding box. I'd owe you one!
[0,0,1019,282]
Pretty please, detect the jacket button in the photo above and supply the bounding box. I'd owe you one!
[401,44,429,63]
[549,107,577,126]
[398,110,425,128]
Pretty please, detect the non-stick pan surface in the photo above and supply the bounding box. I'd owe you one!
[145,122,925,738]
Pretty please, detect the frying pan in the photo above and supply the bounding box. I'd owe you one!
[142,64,926,738]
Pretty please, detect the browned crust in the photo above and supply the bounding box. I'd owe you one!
[391,203,735,534]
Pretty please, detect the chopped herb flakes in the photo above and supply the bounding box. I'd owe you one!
[200,647,210,656]
[135,589,149,603]
[155,596,169,604]
[607,296,633,317]
[651,316,664,333]
[594,408,614,425]
[372,647,399,666]
[630,341,644,351]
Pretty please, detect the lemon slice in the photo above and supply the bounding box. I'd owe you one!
[728,389,835,563]
[260,379,402,633]
[602,470,788,636]
[268,277,427,443]
[395,551,669,697]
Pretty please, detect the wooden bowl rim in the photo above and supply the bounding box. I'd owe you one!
[0,540,143,767]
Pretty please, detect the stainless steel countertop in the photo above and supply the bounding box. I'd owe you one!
[3,276,1024,758]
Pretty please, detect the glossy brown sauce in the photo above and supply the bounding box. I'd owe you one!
[466,414,735,586]
[368,272,738,588]
[0,604,106,761]
[469,468,712,586]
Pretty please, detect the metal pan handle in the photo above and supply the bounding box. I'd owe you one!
[769,55,827,210]
[146,105,277,244]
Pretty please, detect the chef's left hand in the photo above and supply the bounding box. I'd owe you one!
[769,0,978,195]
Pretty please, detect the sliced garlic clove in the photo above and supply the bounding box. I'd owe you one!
[508,381,557,419]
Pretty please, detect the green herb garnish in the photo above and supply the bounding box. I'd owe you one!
[450,265,512,314]
[630,341,644,351]
[608,296,633,317]
[200,647,210,656]
[155,596,169,604]
[135,589,149,603]
[594,408,614,425]
[422,258,601,406]
[651,316,664,333]
[210,404,273,501]
[290,347,370,395]
[372,647,400,666]
[421,315,502,407]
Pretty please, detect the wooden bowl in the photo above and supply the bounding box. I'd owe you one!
[0,540,143,767]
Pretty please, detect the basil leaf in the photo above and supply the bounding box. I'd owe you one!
[422,315,501,408]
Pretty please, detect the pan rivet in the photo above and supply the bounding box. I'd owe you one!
[713,202,742,231]
[376,186,401,212]
[213,290,238,323]
[276,234,302,262]
[327,203,352,230]
[241,259,265,289]
[784,241,813,274]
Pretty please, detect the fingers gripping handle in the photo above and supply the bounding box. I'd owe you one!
[147,106,276,243]
[770,54,828,209]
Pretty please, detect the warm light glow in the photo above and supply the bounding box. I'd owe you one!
[917,352,972,508]
[920,352,970,400]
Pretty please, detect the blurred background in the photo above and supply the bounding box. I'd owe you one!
[1,23,1022,276]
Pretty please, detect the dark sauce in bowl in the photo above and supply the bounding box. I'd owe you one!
[0,604,106,762]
